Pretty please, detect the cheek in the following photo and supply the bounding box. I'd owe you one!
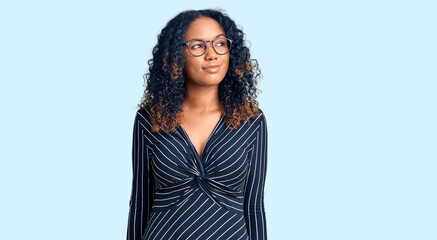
[224,55,230,65]
[183,59,202,79]
[183,52,197,70]
[223,56,230,71]
[185,57,201,70]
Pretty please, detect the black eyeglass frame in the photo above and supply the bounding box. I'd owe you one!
[182,37,233,57]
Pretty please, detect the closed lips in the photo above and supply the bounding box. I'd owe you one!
[203,65,220,69]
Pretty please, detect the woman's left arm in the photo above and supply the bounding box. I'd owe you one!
[243,111,268,239]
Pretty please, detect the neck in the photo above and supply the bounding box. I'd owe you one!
[182,83,222,113]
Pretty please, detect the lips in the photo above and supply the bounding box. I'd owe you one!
[203,65,221,73]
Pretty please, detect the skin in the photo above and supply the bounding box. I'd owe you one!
[180,17,230,157]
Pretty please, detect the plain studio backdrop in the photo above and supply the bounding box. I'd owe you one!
[0,0,435,239]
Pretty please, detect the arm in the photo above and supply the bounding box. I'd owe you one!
[127,110,155,240]
[244,111,268,239]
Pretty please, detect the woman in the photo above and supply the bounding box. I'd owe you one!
[127,9,268,240]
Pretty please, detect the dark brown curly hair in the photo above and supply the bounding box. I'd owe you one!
[138,8,263,134]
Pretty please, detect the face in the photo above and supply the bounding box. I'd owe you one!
[183,17,230,87]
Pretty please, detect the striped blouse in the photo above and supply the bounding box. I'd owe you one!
[127,108,268,240]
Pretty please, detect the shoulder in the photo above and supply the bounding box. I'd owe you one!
[135,108,153,128]
[246,107,267,132]
[252,107,267,125]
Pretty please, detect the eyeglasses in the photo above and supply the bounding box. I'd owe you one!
[182,37,233,57]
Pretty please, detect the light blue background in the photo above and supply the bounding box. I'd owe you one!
[1,0,436,239]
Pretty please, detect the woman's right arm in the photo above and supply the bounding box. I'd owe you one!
[127,110,155,240]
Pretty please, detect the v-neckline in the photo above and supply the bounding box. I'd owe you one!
[179,114,224,159]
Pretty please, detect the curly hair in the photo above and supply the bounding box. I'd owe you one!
[138,8,262,134]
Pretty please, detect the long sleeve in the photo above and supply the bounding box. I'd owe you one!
[244,110,268,240]
[127,110,155,240]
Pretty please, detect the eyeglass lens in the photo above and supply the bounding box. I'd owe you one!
[188,38,231,56]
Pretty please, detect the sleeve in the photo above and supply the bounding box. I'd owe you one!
[127,111,155,240]
[243,111,268,240]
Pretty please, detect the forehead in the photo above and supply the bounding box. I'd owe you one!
[184,17,226,41]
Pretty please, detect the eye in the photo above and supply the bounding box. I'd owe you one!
[192,44,204,49]
[215,39,228,48]
[188,40,205,50]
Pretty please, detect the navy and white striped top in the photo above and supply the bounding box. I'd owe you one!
[127,108,268,240]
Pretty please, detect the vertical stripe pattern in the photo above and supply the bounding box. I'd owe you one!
[127,108,268,240]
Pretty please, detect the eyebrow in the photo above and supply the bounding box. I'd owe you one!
[187,34,226,42]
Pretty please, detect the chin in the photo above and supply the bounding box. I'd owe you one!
[199,74,226,84]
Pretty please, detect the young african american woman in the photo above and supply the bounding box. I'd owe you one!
[127,9,268,240]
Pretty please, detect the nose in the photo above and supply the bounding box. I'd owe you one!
[204,41,218,60]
